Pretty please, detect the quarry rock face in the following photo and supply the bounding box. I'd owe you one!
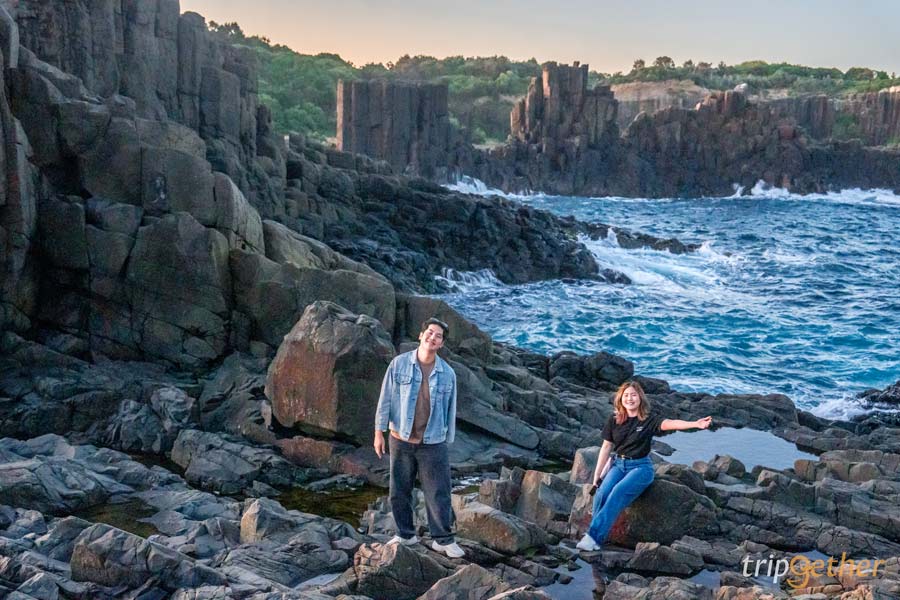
[337,79,453,178]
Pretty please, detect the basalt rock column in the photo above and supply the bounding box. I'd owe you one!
[834,87,900,146]
[509,61,619,152]
[336,79,451,177]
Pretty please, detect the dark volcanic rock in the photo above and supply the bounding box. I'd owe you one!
[265,301,395,444]
[337,79,456,179]
[70,523,227,591]
[316,169,600,292]
[345,542,451,600]
[395,294,493,362]
[607,478,719,546]
[549,350,634,389]
[456,63,900,198]
[420,563,514,600]
[455,500,552,554]
[858,380,900,408]
[170,429,308,495]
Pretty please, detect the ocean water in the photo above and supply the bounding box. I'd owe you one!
[441,179,900,419]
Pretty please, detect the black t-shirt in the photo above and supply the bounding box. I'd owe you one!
[601,412,666,459]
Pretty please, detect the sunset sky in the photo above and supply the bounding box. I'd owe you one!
[179,0,900,75]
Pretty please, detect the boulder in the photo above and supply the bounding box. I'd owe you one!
[711,455,747,478]
[231,250,396,348]
[455,501,552,554]
[513,470,578,531]
[239,497,358,546]
[420,563,512,600]
[567,483,596,538]
[0,451,131,514]
[625,541,704,575]
[608,479,719,546]
[570,446,600,484]
[33,516,93,562]
[171,430,304,495]
[350,542,450,600]
[603,576,713,599]
[478,477,522,514]
[447,359,540,450]
[104,386,196,453]
[549,351,634,389]
[70,523,226,591]
[654,464,707,496]
[196,353,272,439]
[265,302,395,445]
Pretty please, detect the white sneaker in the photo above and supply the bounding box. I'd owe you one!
[431,540,466,558]
[387,534,419,546]
[575,533,601,552]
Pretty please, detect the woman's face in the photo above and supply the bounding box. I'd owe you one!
[621,386,642,411]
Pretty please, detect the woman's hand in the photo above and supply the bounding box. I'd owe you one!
[695,416,713,429]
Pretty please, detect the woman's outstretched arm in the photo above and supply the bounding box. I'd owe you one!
[591,440,614,485]
[660,416,713,431]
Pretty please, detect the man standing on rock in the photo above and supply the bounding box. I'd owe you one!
[373,318,464,558]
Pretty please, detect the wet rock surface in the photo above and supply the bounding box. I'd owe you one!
[2,3,900,600]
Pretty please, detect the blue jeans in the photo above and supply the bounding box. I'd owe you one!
[588,456,655,545]
[389,435,455,544]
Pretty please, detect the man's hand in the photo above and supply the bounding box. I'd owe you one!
[373,430,386,459]
[696,416,713,429]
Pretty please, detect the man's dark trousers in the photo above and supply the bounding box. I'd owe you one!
[388,435,455,544]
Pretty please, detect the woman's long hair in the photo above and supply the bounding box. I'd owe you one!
[613,381,649,424]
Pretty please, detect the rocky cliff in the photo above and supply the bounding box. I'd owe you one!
[834,88,900,146]
[0,2,607,370]
[342,62,900,197]
[337,79,460,179]
[509,61,619,150]
[761,89,900,147]
[464,63,900,197]
[606,82,900,150]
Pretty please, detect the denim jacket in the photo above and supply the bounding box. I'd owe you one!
[374,349,457,444]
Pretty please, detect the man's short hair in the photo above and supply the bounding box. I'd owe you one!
[420,317,450,338]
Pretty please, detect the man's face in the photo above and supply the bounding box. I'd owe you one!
[419,324,446,352]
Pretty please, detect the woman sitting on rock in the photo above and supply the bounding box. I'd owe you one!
[576,380,712,551]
